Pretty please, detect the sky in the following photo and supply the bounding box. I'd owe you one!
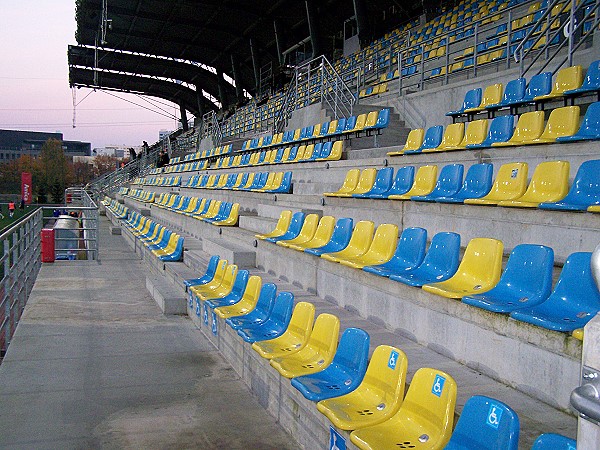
[0,1,183,150]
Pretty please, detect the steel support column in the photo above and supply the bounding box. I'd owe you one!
[352,0,369,47]
[305,0,322,58]
[230,55,244,103]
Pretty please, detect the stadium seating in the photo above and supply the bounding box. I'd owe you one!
[427,122,464,152]
[462,244,554,313]
[350,368,457,450]
[213,275,262,319]
[263,212,306,243]
[523,106,580,144]
[321,221,375,263]
[237,292,295,342]
[464,83,503,114]
[338,223,398,269]
[388,165,438,200]
[251,301,316,359]
[353,167,394,198]
[255,210,292,240]
[291,327,370,401]
[226,283,277,330]
[534,65,583,102]
[510,252,600,332]
[204,270,250,309]
[370,166,415,198]
[422,238,504,298]
[363,227,427,277]
[485,77,526,111]
[411,164,464,201]
[388,128,424,155]
[447,88,482,118]
[435,163,493,203]
[403,125,444,154]
[465,162,528,205]
[467,115,515,148]
[316,345,408,430]
[324,169,360,196]
[444,395,520,450]
[270,313,340,378]
[556,102,600,142]
[276,214,319,248]
[531,433,578,449]
[286,216,336,252]
[304,218,354,256]
[539,159,600,211]
[492,111,544,147]
[564,60,600,98]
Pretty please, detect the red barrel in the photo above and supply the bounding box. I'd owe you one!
[66,193,72,203]
[41,228,55,263]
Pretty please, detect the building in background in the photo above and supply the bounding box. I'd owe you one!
[159,129,171,141]
[0,129,91,161]
[91,145,141,158]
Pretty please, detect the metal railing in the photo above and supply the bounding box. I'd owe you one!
[0,208,43,356]
[200,110,223,147]
[60,188,99,261]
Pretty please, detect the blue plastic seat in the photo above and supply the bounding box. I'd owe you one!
[531,433,577,449]
[521,72,552,104]
[354,167,394,198]
[363,227,428,277]
[264,211,306,242]
[390,232,461,287]
[564,59,600,97]
[291,328,370,402]
[183,255,220,290]
[539,160,600,211]
[270,172,293,194]
[373,109,390,130]
[487,78,526,110]
[344,116,357,133]
[237,292,295,343]
[446,88,482,117]
[467,116,515,149]
[370,166,415,199]
[510,252,600,332]
[204,270,250,309]
[404,126,443,154]
[411,164,464,202]
[556,102,600,142]
[435,163,493,203]
[226,283,277,330]
[462,244,554,313]
[444,395,519,450]
[304,218,354,256]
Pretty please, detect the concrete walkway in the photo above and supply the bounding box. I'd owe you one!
[0,218,296,449]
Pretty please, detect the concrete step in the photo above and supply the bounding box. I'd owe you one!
[238,215,277,235]
[146,273,186,315]
[201,236,256,269]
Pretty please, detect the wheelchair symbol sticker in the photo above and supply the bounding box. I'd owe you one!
[486,403,503,429]
[388,350,399,370]
[511,169,518,178]
[432,375,445,397]
[203,303,209,325]
[211,311,218,336]
[329,426,346,450]
[195,298,201,317]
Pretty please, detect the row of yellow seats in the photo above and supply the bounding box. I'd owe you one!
[153,192,239,226]
[125,188,155,203]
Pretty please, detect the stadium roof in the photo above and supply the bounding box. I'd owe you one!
[69,0,425,117]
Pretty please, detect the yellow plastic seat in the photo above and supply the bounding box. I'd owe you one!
[498,160,570,208]
[388,165,438,200]
[251,302,316,359]
[328,120,339,135]
[588,205,600,213]
[287,216,336,251]
[465,162,528,205]
[321,221,375,263]
[320,140,343,161]
[269,313,340,378]
[572,328,584,340]
[197,264,239,301]
[534,66,584,101]
[212,203,240,226]
[452,119,488,150]
[339,224,399,269]
[523,106,580,144]
[427,123,464,152]
[190,259,229,297]
[255,210,292,240]
[324,169,360,197]
[276,214,320,248]
[317,346,408,431]
[465,84,503,113]
[350,114,368,134]
[335,168,377,197]
[198,200,222,220]
[492,111,545,147]
[388,128,424,156]
[152,233,180,257]
[214,275,262,319]
[364,111,379,128]
[422,238,504,298]
[350,367,457,450]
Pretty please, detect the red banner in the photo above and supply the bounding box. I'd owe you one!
[21,172,32,204]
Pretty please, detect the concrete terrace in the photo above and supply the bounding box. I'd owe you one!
[0,217,295,450]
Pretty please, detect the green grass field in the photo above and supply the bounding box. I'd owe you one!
[0,205,36,234]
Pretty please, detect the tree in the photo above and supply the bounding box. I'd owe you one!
[36,139,73,204]
[93,154,119,177]
[72,160,95,186]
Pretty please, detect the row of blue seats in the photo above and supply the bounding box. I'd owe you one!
[121,210,184,261]
[259,212,600,335]
[326,160,600,212]
[181,171,293,194]
[184,255,577,449]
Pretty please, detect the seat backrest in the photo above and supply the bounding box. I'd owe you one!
[430,164,464,196]
[331,328,370,377]
[460,163,494,196]
[511,111,545,142]
[540,106,580,140]
[581,60,600,89]
[403,128,425,151]
[485,115,514,144]
[523,160,570,200]
[412,165,439,192]
[354,168,378,193]
[364,111,379,128]
[286,211,307,236]
[524,72,552,100]
[327,218,354,249]
[422,125,444,149]
[394,227,428,266]
[375,109,390,128]
[240,282,277,324]
[328,120,339,135]
[344,116,357,132]
[346,221,376,252]
[461,119,488,146]
[567,159,600,200]
[439,123,464,147]
[370,167,394,192]
[487,162,528,198]
[549,252,600,311]
[287,302,316,340]
[320,122,330,136]
[531,433,577,449]
[367,223,399,257]
[446,395,520,450]
[579,102,600,135]
[295,214,320,240]
[353,114,367,131]
[339,169,361,192]
[401,368,457,444]
[552,65,583,94]
[307,313,340,357]
[390,166,415,193]
[268,292,295,329]
[455,238,504,286]
[230,270,250,297]
[311,216,336,243]
[480,83,503,107]
[498,244,554,298]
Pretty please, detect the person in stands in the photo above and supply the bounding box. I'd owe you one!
[8,201,15,218]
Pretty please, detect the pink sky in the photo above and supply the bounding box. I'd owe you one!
[0,1,183,150]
